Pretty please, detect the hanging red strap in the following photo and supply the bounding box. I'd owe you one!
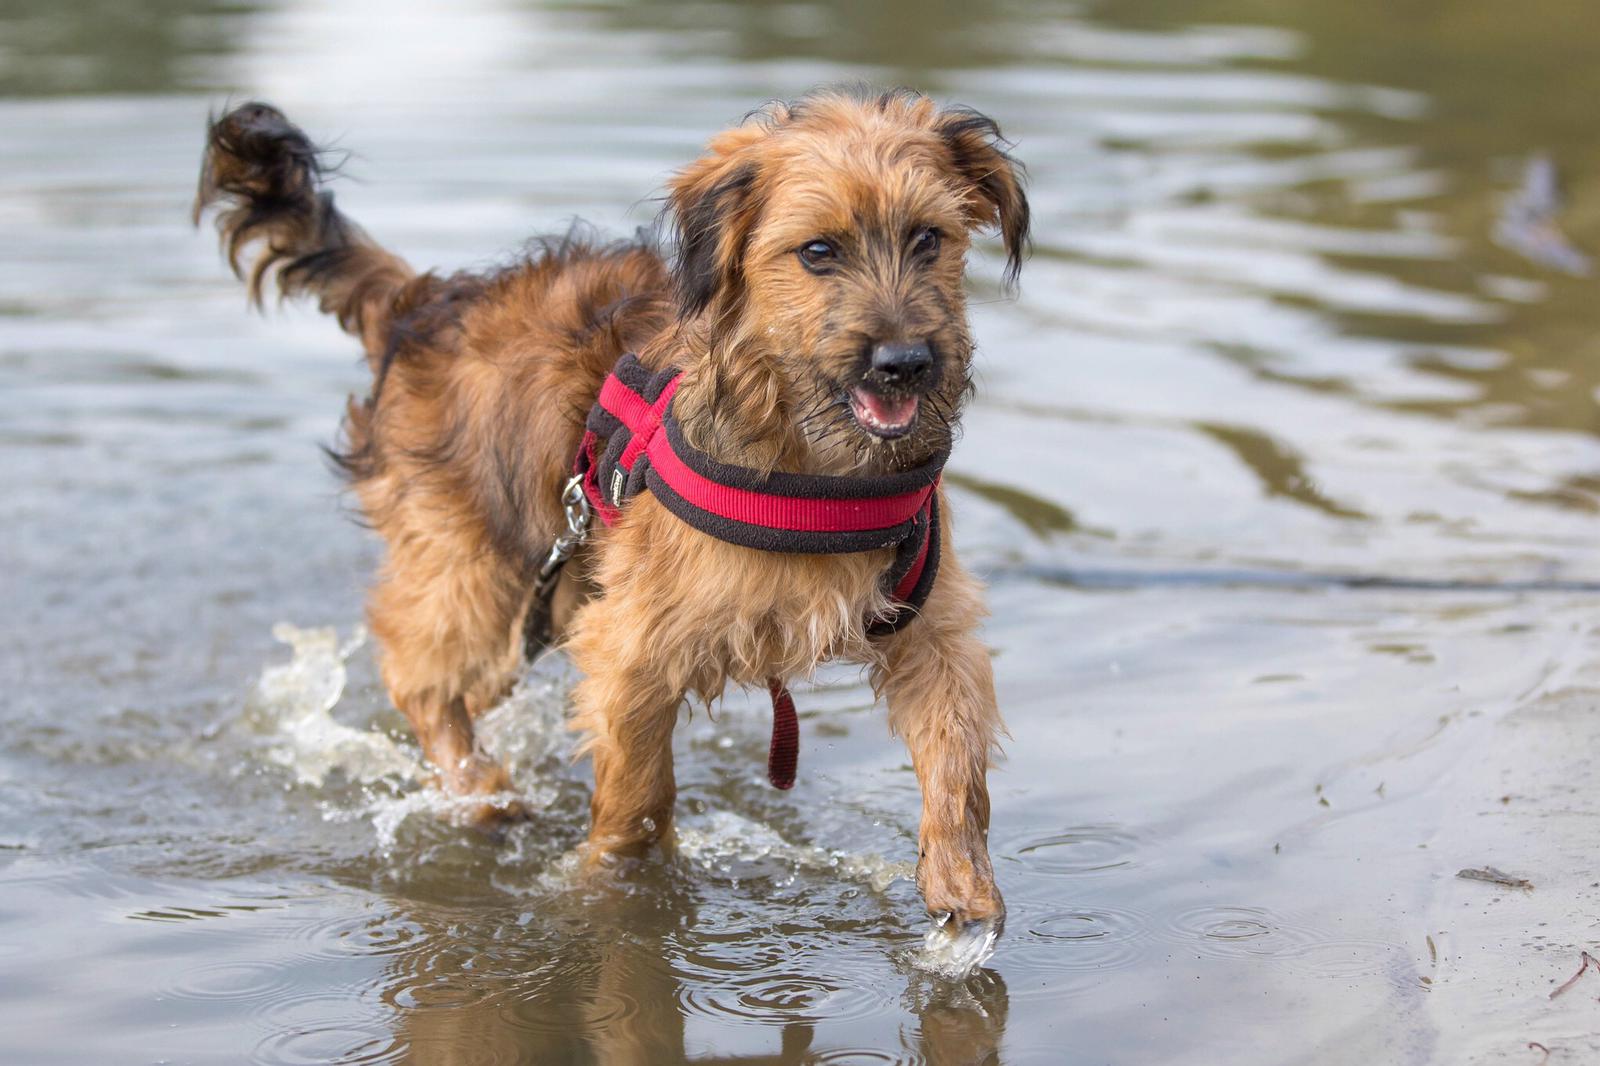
[766,679,799,790]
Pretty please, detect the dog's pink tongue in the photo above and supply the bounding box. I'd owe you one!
[853,389,919,428]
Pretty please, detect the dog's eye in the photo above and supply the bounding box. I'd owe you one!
[912,226,941,258]
[797,239,837,273]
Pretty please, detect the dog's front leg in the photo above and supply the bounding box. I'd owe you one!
[881,540,1006,942]
[566,597,684,858]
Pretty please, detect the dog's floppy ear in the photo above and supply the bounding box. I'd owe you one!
[934,107,1031,291]
[669,125,768,316]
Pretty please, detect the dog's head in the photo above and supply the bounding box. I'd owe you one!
[668,88,1029,472]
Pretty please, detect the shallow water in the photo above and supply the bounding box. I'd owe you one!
[5,1,1600,1062]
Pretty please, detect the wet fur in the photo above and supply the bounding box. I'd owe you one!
[196,88,1029,934]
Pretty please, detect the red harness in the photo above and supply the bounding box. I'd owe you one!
[574,354,944,789]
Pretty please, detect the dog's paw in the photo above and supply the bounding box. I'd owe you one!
[461,794,528,831]
[576,820,674,869]
[915,854,1005,973]
[430,755,527,829]
[919,909,1003,977]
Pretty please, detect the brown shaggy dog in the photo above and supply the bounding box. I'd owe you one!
[195,88,1029,941]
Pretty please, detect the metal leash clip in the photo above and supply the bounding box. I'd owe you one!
[539,473,592,585]
[525,474,592,661]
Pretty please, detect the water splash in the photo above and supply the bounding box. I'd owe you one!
[675,810,914,893]
[360,672,573,850]
[915,917,1000,979]
[682,807,1001,978]
[247,623,421,788]
[246,624,588,850]
[474,667,574,778]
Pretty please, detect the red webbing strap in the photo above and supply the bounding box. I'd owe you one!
[766,679,799,790]
[606,372,681,473]
[646,438,933,533]
[581,372,682,525]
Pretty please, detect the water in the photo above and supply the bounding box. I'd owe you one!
[5,1,1600,1062]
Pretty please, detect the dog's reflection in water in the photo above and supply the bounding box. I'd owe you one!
[379,874,1009,1065]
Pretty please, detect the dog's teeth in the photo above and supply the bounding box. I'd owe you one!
[849,388,919,435]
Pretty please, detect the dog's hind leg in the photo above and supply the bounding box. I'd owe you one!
[365,509,529,823]
[878,509,1007,945]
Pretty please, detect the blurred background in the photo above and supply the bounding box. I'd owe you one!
[4,1,1600,1063]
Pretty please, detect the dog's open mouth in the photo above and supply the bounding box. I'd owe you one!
[849,387,919,439]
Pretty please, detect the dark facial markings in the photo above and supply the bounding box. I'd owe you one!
[794,223,944,281]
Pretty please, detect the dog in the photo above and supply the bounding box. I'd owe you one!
[195,87,1029,946]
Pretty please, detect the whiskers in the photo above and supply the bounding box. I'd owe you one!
[794,376,965,472]
[796,380,867,465]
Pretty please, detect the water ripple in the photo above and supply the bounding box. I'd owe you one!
[252,1019,400,1066]
[1003,823,1147,877]
[809,1049,917,1065]
[165,959,299,1005]
[673,952,896,1027]
[293,909,426,962]
[1165,904,1399,977]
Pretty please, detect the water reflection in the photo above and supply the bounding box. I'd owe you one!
[376,874,1009,1065]
[574,0,1015,77]
[1085,0,1600,441]
[1192,422,1367,520]
[0,0,252,96]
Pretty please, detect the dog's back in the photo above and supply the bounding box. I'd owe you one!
[195,103,671,564]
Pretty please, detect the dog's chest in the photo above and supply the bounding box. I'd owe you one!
[681,547,897,688]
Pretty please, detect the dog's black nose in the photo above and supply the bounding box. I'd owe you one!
[870,340,933,386]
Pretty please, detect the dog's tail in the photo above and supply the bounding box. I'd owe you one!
[194,102,414,367]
